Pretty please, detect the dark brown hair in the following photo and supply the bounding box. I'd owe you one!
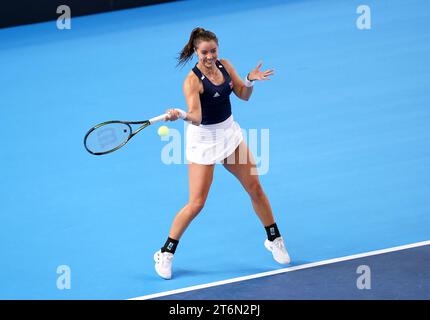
[177,27,218,67]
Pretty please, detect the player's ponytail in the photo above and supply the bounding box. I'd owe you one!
[177,27,218,67]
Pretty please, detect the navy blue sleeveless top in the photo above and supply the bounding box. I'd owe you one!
[192,60,233,125]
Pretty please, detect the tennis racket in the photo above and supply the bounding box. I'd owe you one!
[84,108,186,155]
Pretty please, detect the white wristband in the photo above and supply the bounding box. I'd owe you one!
[175,108,187,120]
[244,74,255,87]
[174,108,192,123]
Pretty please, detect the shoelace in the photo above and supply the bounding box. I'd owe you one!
[159,253,173,267]
[273,238,285,250]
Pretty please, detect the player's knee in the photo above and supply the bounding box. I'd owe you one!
[188,199,206,216]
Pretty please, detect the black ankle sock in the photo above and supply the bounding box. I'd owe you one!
[265,223,281,241]
[161,237,179,254]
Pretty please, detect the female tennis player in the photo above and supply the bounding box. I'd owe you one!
[154,27,290,279]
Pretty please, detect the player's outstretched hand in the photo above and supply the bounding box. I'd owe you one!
[248,62,274,81]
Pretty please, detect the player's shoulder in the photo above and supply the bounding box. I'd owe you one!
[185,69,199,82]
[184,70,201,91]
[219,58,236,74]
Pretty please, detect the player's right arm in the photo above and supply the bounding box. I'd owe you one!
[182,72,202,126]
[165,72,202,125]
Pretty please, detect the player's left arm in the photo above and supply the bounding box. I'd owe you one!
[221,58,274,101]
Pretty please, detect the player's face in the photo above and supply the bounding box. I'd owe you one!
[195,40,218,68]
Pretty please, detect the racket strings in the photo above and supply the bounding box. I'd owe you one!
[84,122,132,155]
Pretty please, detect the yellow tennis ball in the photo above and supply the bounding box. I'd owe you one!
[158,125,169,137]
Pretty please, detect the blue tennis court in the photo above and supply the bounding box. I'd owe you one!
[0,0,429,300]
[145,242,430,300]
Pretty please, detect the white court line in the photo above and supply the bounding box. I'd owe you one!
[130,240,430,300]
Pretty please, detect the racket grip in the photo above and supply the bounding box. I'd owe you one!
[149,114,168,124]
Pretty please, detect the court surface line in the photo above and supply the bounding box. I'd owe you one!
[129,240,430,300]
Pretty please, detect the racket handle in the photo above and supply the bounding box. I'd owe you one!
[149,114,167,124]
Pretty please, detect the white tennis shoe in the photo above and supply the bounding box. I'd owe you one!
[154,250,174,280]
[264,236,291,264]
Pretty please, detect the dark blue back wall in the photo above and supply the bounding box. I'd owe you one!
[0,0,178,28]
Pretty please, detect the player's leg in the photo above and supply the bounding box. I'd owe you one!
[168,162,215,240]
[222,141,290,264]
[155,162,215,279]
[223,140,274,225]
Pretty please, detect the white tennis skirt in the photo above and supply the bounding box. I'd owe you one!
[186,115,243,165]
